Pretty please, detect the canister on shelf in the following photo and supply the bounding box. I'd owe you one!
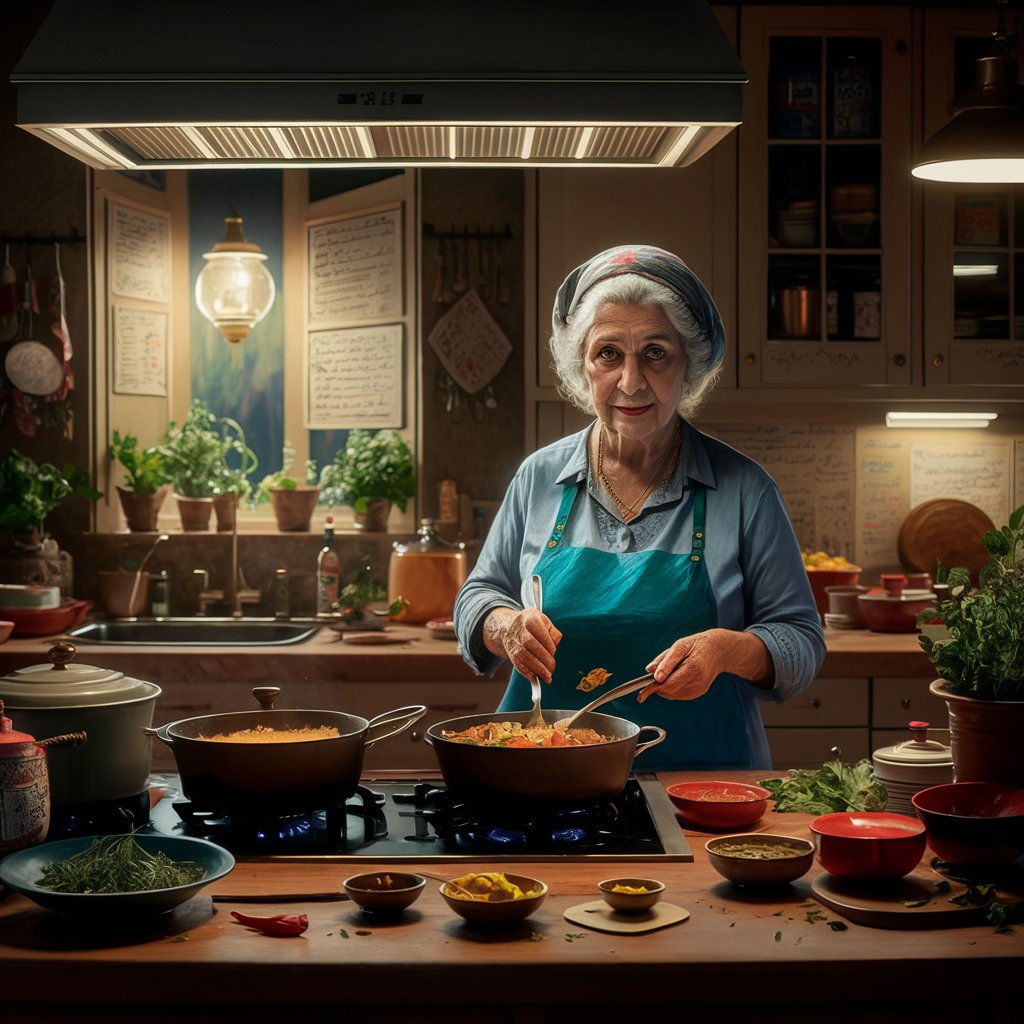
[388,518,467,624]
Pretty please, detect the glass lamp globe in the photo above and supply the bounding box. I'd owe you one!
[195,213,275,343]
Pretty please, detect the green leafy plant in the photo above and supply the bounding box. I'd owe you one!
[108,430,170,493]
[0,449,100,535]
[918,503,1024,701]
[253,441,317,504]
[759,760,887,815]
[160,399,256,499]
[321,429,415,513]
[335,563,407,623]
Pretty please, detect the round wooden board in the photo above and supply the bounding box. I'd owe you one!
[563,899,690,934]
[810,870,1021,929]
[897,499,995,581]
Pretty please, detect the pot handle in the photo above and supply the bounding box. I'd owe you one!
[631,726,667,760]
[365,705,428,748]
[37,730,88,751]
[144,723,176,747]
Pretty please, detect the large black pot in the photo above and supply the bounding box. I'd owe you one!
[425,709,666,805]
[150,689,425,815]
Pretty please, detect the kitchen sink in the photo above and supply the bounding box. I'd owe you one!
[67,618,322,646]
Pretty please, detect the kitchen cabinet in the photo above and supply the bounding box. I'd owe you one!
[921,5,1024,387]
[761,676,869,767]
[737,6,914,388]
[348,679,507,770]
[871,674,949,750]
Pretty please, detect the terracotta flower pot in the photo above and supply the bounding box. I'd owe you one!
[98,570,150,618]
[213,491,239,532]
[116,485,169,533]
[270,487,319,532]
[930,679,1024,786]
[354,498,391,533]
[175,494,214,532]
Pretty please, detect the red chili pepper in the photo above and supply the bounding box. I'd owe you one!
[230,911,309,936]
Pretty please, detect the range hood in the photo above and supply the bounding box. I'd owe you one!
[13,0,745,170]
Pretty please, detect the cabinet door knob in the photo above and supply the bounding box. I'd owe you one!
[900,697,911,710]
[410,731,423,742]
[893,353,906,367]
[933,354,944,367]
[744,353,756,365]
[811,698,822,709]
[830,745,842,758]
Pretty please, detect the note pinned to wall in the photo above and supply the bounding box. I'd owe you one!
[306,324,403,429]
[1015,440,1024,510]
[113,306,168,397]
[709,424,856,554]
[108,201,170,303]
[910,441,1009,527]
[427,289,512,394]
[856,430,907,572]
[308,208,402,326]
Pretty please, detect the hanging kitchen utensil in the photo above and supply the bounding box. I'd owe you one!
[431,238,445,305]
[42,242,75,438]
[5,260,64,397]
[0,244,19,341]
[495,240,510,305]
[442,234,456,304]
[453,235,467,293]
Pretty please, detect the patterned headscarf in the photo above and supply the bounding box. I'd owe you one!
[552,244,726,372]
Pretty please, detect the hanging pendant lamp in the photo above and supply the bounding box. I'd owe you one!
[912,1,1024,183]
[195,210,275,343]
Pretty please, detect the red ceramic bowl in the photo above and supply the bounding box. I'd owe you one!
[0,620,13,644]
[810,812,927,880]
[912,782,1024,866]
[665,781,771,829]
[4,600,92,637]
[805,568,861,618]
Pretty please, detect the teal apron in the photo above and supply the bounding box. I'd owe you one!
[498,482,752,770]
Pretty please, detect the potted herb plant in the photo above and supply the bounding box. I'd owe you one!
[919,502,1024,785]
[108,430,171,532]
[0,449,100,595]
[254,441,319,532]
[322,429,415,532]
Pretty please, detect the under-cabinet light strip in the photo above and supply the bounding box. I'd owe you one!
[885,411,998,428]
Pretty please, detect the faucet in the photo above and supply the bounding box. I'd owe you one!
[126,533,168,617]
[193,499,261,617]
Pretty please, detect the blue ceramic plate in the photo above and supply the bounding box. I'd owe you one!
[0,833,234,916]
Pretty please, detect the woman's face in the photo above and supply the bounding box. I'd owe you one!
[584,302,686,440]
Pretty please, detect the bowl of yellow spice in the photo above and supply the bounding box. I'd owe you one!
[598,877,665,912]
[440,870,547,925]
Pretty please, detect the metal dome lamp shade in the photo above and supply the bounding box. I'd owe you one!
[195,211,275,343]
[912,2,1024,184]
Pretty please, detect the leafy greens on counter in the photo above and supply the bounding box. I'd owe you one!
[759,759,888,814]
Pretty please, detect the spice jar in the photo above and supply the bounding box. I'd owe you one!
[872,721,954,816]
[388,518,467,624]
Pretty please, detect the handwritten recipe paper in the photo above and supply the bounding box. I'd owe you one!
[108,202,170,303]
[307,324,403,428]
[113,306,168,397]
[910,441,1009,527]
[308,209,402,325]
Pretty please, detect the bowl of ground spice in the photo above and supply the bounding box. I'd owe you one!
[705,833,815,886]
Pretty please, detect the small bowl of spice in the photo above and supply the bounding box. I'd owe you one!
[597,877,665,912]
[705,833,815,886]
[343,871,426,913]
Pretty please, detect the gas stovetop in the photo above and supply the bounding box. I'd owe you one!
[146,773,693,863]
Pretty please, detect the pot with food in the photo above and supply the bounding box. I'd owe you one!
[150,687,425,815]
[425,709,666,804]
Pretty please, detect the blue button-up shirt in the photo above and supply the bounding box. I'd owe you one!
[454,420,827,769]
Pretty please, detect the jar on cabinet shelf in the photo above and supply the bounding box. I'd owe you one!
[388,519,467,624]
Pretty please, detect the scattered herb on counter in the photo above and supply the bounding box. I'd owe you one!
[230,911,309,936]
[565,933,586,942]
[826,921,848,931]
[170,935,190,942]
[987,902,1022,934]
[773,931,782,942]
[759,759,887,814]
[805,908,827,924]
[529,932,546,942]
[904,897,932,909]
[950,883,996,908]
[37,832,206,894]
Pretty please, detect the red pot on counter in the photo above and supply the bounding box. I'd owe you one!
[857,589,934,633]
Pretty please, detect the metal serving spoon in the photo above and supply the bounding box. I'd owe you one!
[527,573,545,727]
[553,672,656,732]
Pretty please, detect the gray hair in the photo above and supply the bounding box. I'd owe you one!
[548,274,722,419]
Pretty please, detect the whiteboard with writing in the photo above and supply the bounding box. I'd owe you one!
[306,324,403,428]
[308,208,402,325]
[109,202,170,303]
[113,306,168,396]
[709,424,856,555]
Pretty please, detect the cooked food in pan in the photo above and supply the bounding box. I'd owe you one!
[200,724,341,743]
[440,720,613,747]
[578,666,612,692]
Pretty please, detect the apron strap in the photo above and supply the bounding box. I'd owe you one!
[543,482,580,552]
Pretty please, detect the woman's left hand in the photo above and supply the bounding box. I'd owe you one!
[638,628,774,701]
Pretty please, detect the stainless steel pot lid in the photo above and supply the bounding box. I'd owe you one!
[0,640,160,708]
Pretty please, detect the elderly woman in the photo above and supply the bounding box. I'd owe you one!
[453,244,825,770]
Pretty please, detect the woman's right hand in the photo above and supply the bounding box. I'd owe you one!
[483,606,562,683]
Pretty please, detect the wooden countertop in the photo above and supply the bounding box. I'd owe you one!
[0,770,1017,1022]
[0,623,935,682]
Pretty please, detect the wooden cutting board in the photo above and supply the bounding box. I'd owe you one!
[563,900,690,934]
[897,499,995,582]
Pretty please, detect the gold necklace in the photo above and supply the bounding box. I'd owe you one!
[597,425,682,520]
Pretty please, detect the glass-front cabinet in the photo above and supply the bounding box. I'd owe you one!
[738,7,913,387]
[921,6,1023,387]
